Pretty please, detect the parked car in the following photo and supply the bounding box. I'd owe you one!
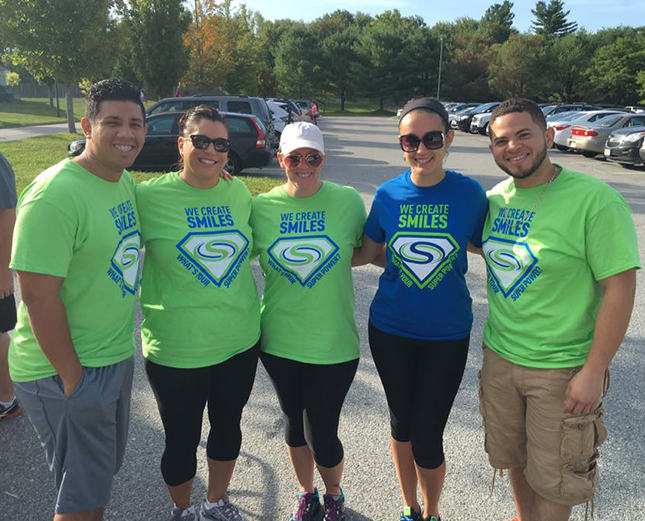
[450,106,479,129]
[272,101,300,124]
[550,110,626,151]
[541,103,600,117]
[67,111,273,175]
[266,99,290,135]
[470,112,494,135]
[603,126,645,167]
[567,113,645,157]
[296,99,313,120]
[456,102,500,132]
[267,98,302,119]
[146,95,276,148]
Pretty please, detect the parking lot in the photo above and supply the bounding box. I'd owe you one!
[1,117,643,521]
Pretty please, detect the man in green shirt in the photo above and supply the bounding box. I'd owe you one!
[479,98,640,521]
[9,79,146,521]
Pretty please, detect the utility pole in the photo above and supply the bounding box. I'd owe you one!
[436,37,444,100]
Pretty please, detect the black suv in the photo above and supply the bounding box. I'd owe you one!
[146,95,276,148]
[68,111,273,174]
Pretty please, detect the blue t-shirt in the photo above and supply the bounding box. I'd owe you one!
[364,170,488,340]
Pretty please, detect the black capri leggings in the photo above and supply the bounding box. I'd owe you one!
[368,322,469,470]
[145,342,260,486]
[260,351,358,469]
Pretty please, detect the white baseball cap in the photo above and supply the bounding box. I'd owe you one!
[279,122,325,156]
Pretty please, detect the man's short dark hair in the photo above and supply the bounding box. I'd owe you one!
[489,98,546,138]
[85,79,145,122]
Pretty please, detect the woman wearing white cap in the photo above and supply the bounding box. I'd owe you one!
[250,122,366,521]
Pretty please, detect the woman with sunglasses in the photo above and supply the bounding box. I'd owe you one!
[353,98,488,521]
[136,105,260,521]
[250,122,366,521]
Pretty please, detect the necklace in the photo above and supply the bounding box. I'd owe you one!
[513,167,559,224]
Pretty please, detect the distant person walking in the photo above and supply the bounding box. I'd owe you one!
[311,102,318,125]
[0,152,21,421]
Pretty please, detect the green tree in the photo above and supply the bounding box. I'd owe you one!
[274,26,323,99]
[545,30,593,101]
[586,29,645,105]
[354,11,425,109]
[531,0,578,37]
[638,69,645,104]
[489,33,550,98]
[481,1,516,44]
[431,18,496,102]
[320,27,360,110]
[127,0,190,99]
[0,0,114,132]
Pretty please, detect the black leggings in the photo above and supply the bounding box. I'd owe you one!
[145,342,259,486]
[260,352,358,468]
[368,322,469,470]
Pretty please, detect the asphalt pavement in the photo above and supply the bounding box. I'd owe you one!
[1,117,643,520]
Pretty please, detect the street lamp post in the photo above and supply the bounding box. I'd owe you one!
[436,37,444,100]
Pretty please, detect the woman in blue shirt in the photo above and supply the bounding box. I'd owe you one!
[353,98,488,521]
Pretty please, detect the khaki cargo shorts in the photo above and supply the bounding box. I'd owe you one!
[478,346,609,507]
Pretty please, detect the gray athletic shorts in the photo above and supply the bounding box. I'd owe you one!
[15,356,134,514]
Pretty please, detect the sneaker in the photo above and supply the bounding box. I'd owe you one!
[200,498,245,521]
[425,517,441,521]
[400,506,423,521]
[289,488,322,521]
[0,398,23,421]
[171,505,199,520]
[322,489,345,521]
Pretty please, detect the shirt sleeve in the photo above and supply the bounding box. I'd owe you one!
[469,184,490,248]
[0,154,17,210]
[10,198,77,278]
[363,189,384,243]
[586,200,641,280]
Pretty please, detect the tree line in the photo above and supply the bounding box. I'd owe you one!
[1,0,644,132]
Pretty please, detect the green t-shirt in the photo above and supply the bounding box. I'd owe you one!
[482,165,640,368]
[251,181,366,364]
[137,174,260,368]
[9,159,141,382]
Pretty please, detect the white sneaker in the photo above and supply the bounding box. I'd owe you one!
[200,498,246,521]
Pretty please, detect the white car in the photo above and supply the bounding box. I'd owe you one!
[266,100,290,135]
[470,113,492,135]
[551,110,626,151]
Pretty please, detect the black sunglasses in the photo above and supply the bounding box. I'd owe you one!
[189,134,231,152]
[399,131,445,152]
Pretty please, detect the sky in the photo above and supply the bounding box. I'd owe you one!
[236,0,643,33]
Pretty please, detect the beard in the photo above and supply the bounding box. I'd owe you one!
[495,142,548,180]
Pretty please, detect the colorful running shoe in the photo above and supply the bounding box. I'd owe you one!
[425,516,441,521]
[171,505,199,520]
[288,488,322,521]
[200,498,245,521]
[400,506,423,521]
[322,489,345,521]
[0,398,22,421]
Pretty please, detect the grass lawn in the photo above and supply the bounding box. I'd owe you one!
[0,133,282,196]
[0,98,156,129]
[0,98,86,128]
[320,100,398,117]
